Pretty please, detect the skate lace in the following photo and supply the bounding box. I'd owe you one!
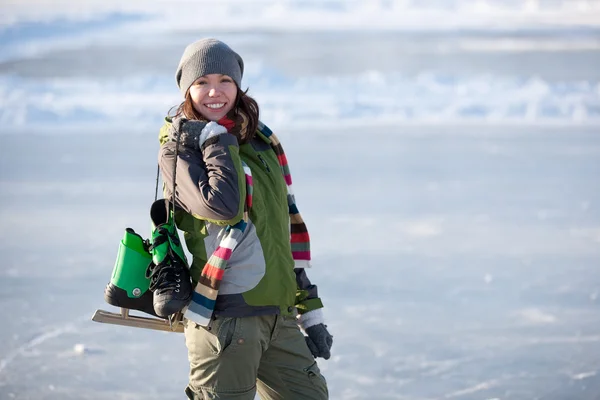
[145,229,187,294]
[146,260,186,294]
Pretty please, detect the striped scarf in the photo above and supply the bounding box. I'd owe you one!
[184,121,310,326]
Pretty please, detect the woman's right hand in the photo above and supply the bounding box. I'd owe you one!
[170,118,208,150]
[170,118,229,151]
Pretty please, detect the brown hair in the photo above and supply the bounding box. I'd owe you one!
[172,87,259,144]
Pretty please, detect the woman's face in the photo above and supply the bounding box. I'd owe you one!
[189,74,238,121]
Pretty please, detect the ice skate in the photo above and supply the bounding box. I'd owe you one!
[103,228,158,317]
[146,199,193,318]
[93,227,184,332]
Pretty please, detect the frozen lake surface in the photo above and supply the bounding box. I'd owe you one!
[1,125,599,399]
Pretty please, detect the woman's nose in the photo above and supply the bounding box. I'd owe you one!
[208,87,218,97]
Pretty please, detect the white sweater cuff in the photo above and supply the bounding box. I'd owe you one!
[296,308,325,332]
[198,122,228,148]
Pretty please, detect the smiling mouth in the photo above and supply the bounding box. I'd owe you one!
[205,103,226,110]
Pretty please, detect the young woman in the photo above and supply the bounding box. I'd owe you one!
[155,38,332,399]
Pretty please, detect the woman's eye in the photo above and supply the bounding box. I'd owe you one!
[195,81,207,86]
[221,78,233,83]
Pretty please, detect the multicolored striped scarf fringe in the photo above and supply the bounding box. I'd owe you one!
[184,122,311,326]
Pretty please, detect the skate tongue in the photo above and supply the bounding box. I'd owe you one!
[122,228,151,255]
[149,223,187,265]
[150,199,171,228]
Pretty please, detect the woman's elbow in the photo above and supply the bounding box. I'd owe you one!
[189,193,242,223]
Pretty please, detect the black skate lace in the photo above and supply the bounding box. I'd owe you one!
[146,260,186,294]
[145,229,187,294]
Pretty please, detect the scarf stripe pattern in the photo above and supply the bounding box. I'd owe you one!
[260,122,311,268]
[184,122,311,326]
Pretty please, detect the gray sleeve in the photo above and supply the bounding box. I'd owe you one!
[295,267,319,299]
[158,134,245,224]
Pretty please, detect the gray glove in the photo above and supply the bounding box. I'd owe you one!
[304,324,333,360]
[170,118,228,149]
[169,117,208,149]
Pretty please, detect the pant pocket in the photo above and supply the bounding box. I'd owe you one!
[210,316,242,355]
[185,317,241,356]
[304,361,328,398]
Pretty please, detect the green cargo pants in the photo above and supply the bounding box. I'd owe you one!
[184,314,329,399]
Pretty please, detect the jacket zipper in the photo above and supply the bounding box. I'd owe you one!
[257,154,271,173]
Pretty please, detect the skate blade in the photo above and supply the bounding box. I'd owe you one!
[92,308,184,333]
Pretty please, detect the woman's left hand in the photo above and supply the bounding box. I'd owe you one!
[305,324,333,360]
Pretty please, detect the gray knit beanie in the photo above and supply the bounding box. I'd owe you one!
[175,38,244,97]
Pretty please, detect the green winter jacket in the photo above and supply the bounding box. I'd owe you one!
[158,117,323,318]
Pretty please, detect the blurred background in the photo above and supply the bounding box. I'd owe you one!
[1,1,599,399]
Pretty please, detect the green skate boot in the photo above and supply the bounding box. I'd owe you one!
[104,228,160,317]
[145,199,192,317]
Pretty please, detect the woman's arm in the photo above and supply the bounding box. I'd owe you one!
[294,268,324,316]
[158,126,246,226]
